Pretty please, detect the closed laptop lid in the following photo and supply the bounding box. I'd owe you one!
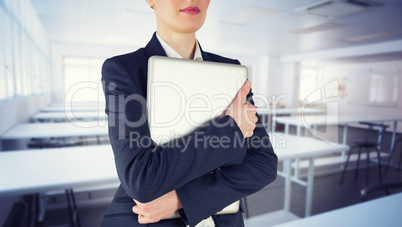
[147,56,248,144]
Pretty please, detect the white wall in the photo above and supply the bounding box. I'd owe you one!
[319,60,402,132]
[231,54,271,108]
[322,60,402,108]
[262,57,302,109]
[0,95,51,149]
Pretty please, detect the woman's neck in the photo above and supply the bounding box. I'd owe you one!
[156,30,196,59]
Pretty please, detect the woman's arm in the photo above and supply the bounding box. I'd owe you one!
[102,57,250,203]
[133,89,278,226]
[177,112,277,226]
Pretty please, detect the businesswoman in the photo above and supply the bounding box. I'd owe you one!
[100,0,278,226]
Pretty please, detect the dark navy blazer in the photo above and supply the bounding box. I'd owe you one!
[100,33,278,227]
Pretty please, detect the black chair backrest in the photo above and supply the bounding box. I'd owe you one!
[358,121,389,145]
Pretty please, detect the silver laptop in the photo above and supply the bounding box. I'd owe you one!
[147,56,247,218]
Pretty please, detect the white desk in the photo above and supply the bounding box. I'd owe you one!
[0,145,118,197]
[1,122,108,140]
[257,108,324,132]
[274,192,402,227]
[276,114,402,146]
[41,106,103,112]
[273,134,349,218]
[1,133,347,221]
[50,102,104,107]
[276,114,402,179]
[31,111,107,122]
[258,108,325,115]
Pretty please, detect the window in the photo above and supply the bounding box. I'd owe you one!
[299,67,322,103]
[0,0,50,101]
[63,57,104,102]
[0,6,6,100]
[369,74,399,106]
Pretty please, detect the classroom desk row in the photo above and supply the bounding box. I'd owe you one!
[273,113,402,180]
[31,111,107,122]
[275,114,402,150]
[41,105,104,112]
[0,134,349,225]
[1,122,108,140]
[50,102,104,107]
[257,107,325,132]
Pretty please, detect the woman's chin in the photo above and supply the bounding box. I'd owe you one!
[178,23,204,34]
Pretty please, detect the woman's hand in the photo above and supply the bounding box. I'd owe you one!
[132,190,182,224]
[225,81,258,138]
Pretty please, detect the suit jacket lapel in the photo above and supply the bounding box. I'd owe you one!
[144,32,212,62]
[144,32,167,59]
[199,42,213,62]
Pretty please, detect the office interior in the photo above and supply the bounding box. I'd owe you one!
[1,0,402,226]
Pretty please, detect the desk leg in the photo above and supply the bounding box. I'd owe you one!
[38,193,47,222]
[305,157,315,217]
[294,159,300,179]
[342,124,348,145]
[341,124,348,169]
[292,126,302,179]
[285,123,289,134]
[284,160,292,212]
[390,121,398,154]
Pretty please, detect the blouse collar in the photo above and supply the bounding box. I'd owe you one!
[156,33,203,61]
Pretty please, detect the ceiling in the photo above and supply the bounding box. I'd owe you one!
[31,0,402,57]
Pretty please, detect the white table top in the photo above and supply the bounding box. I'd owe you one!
[31,111,107,121]
[0,145,118,197]
[0,134,347,197]
[271,133,349,160]
[275,192,402,227]
[41,106,103,112]
[1,122,108,139]
[276,114,402,126]
[50,102,105,107]
[258,108,325,115]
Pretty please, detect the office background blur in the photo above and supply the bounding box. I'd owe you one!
[1,0,402,226]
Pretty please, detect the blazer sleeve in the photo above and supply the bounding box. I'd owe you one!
[175,89,278,226]
[102,57,248,203]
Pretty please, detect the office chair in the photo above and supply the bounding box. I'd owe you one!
[360,182,402,201]
[385,137,402,173]
[340,122,389,185]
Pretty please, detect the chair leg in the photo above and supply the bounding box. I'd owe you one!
[385,141,398,174]
[365,147,370,186]
[375,147,383,183]
[340,146,355,185]
[354,147,362,180]
[385,140,402,173]
[398,147,402,170]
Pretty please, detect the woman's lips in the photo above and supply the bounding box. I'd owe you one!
[180,6,200,15]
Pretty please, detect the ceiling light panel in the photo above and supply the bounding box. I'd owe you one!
[308,1,368,17]
[245,0,327,11]
[344,32,395,42]
[292,22,345,34]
